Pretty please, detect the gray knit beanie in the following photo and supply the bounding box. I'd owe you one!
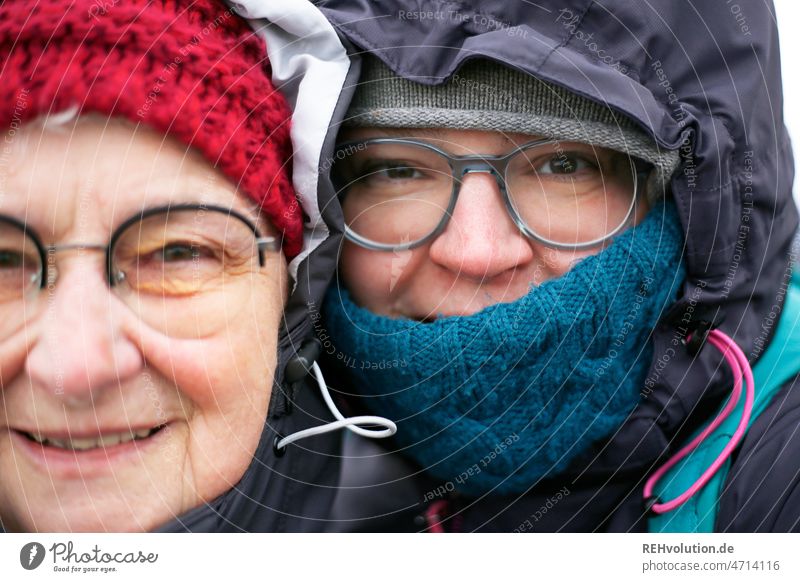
[344,55,679,192]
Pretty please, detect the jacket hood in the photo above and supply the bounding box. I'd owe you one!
[304,0,798,477]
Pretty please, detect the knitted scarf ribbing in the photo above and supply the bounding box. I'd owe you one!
[323,201,685,496]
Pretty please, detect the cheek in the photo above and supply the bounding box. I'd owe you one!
[634,196,651,224]
[339,242,429,313]
[170,273,285,490]
[175,336,273,479]
[183,276,283,414]
[538,195,647,279]
[339,243,389,307]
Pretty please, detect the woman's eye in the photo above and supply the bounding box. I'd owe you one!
[537,154,594,175]
[160,244,198,262]
[151,243,217,263]
[0,250,23,269]
[364,162,424,181]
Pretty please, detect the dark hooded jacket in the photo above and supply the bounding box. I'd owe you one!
[296,0,800,532]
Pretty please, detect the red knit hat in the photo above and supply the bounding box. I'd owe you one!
[0,0,302,257]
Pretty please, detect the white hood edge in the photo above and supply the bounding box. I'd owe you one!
[228,0,350,283]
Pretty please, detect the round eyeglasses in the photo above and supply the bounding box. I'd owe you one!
[0,204,280,339]
[331,138,650,251]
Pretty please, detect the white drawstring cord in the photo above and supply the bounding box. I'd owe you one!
[274,361,397,451]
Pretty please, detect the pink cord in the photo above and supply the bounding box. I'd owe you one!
[644,329,755,514]
[425,500,449,533]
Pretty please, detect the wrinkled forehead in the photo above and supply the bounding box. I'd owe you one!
[0,114,266,241]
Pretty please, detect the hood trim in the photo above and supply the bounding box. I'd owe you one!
[232,0,351,283]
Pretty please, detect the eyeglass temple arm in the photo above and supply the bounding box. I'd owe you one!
[256,237,280,252]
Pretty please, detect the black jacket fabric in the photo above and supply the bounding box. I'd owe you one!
[310,0,800,532]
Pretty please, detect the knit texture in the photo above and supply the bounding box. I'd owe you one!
[346,55,679,192]
[324,201,686,496]
[0,0,302,257]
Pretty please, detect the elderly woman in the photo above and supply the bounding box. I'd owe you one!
[268,0,800,532]
[0,0,349,532]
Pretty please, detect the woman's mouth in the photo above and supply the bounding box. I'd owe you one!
[9,424,170,478]
[18,426,165,451]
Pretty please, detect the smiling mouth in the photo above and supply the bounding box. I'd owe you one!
[17,426,166,451]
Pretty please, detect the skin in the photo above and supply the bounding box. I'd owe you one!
[339,128,648,319]
[0,116,288,532]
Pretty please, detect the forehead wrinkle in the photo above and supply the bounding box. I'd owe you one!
[1,154,83,244]
[104,171,247,229]
[2,122,114,242]
[3,119,265,241]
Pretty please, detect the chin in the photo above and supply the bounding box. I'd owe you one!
[0,435,190,532]
[15,482,183,532]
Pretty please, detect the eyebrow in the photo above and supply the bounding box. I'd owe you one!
[107,173,259,228]
[121,199,260,226]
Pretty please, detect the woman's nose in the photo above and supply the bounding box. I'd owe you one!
[24,261,143,401]
[428,172,534,279]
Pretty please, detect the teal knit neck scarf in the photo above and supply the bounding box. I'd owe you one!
[323,201,685,496]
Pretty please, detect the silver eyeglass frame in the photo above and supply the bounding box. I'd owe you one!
[0,204,279,296]
[333,137,650,252]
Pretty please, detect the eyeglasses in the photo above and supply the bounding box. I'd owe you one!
[0,204,280,339]
[331,138,649,251]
